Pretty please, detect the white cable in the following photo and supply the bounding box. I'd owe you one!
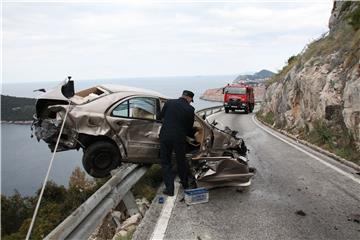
[25,101,71,240]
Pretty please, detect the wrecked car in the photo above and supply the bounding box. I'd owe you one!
[32,78,254,188]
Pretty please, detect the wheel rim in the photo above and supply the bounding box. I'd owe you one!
[93,151,112,169]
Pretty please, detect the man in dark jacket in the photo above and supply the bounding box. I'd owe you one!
[159,90,195,196]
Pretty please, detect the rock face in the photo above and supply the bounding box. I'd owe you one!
[260,2,360,154]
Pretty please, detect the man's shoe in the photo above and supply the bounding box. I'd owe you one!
[163,190,174,196]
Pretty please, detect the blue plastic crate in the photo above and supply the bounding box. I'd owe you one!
[184,187,209,205]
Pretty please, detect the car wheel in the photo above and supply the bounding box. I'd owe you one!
[225,108,229,113]
[82,141,121,178]
[244,105,249,114]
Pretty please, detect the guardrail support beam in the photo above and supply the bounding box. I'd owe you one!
[123,191,139,216]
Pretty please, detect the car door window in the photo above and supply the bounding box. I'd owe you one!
[129,98,156,120]
[112,100,129,117]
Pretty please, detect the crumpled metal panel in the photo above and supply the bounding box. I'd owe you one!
[193,156,253,189]
[33,119,61,142]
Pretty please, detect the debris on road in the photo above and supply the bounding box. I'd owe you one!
[348,214,360,224]
[295,210,307,216]
[184,187,209,205]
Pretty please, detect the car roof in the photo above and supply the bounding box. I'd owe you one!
[100,84,169,99]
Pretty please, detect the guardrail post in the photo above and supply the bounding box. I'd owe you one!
[123,191,139,216]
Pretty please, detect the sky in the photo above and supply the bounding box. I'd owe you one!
[2,0,334,83]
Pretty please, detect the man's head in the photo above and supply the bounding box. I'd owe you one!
[182,90,194,103]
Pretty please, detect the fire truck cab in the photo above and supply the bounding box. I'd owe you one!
[223,83,254,114]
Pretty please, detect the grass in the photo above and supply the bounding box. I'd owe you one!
[114,228,136,240]
[256,110,275,126]
[256,113,360,165]
[131,164,163,201]
[304,120,359,164]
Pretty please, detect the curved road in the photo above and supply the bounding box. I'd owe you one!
[162,112,360,240]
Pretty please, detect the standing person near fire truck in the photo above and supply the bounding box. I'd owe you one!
[159,90,195,196]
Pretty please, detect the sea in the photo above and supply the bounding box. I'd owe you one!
[1,75,235,196]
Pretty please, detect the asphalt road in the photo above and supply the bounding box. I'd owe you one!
[163,112,360,240]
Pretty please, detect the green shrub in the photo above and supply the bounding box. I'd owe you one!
[115,228,135,240]
[307,120,332,145]
[256,110,275,126]
[132,164,163,201]
[306,120,359,163]
[347,2,360,31]
[1,169,102,240]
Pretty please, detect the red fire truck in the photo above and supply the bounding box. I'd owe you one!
[223,83,254,114]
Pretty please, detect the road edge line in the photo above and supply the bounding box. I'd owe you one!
[252,115,360,185]
[150,181,180,240]
[255,116,360,172]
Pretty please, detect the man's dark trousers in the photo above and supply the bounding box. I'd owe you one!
[160,138,189,194]
[159,97,194,194]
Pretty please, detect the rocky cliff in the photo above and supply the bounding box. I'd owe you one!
[258,1,360,162]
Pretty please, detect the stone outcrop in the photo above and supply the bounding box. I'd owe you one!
[260,1,360,158]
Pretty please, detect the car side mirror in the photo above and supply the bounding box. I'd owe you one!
[202,114,206,120]
[62,79,75,98]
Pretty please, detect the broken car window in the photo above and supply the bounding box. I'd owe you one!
[112,100,129,117]
[129,98,156,120]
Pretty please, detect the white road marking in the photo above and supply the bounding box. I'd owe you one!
[150,181,180,240]
[252,115,360,185]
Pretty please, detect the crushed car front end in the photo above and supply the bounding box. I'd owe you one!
[31,80,79,152]
[189,115,255,189]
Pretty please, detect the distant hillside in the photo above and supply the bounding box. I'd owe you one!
[234,69,274,82]
[1,95,36,121]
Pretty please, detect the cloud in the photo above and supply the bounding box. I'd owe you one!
[2,1,333,82]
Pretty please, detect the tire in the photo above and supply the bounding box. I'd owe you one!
[225,108,229,113]
[82,141,121,178]
[244,106,249,114]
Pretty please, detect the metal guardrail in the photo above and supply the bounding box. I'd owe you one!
[44,106,225,239]
[196,105,224,119]
[45,164,148,240]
